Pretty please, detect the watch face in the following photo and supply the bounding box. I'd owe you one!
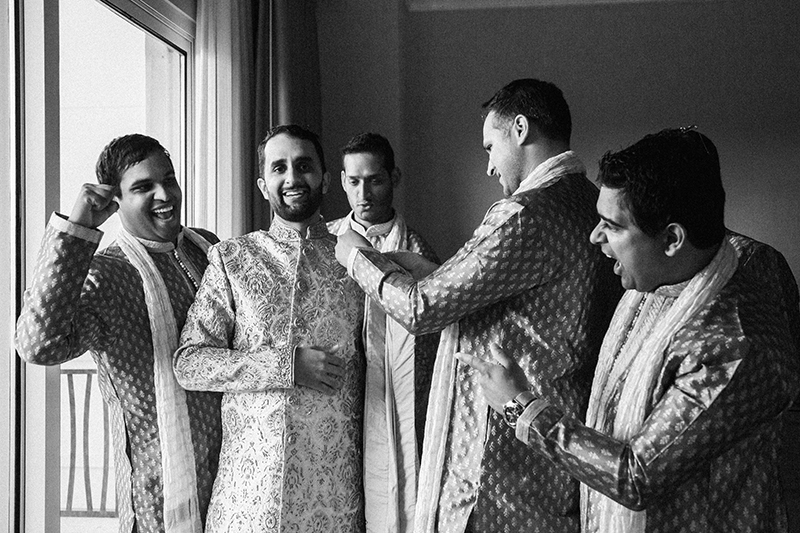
[503,400,525,428]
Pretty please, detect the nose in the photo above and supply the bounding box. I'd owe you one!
[153,182,169,201]
[486,159,496,177]
[357,180,370,200]
[284,165,302,187]
[589,221,605,245]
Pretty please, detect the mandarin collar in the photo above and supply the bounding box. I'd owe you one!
[131,228,184,253]
[268,216,329,241]
[347,212,397,239]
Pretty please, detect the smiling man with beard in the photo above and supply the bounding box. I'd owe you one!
[16,134,222,533]
[174,124,366,533]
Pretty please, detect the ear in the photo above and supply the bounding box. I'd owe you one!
[322,171,331,195]
[512,114,531,146]
[257,178,269,200]
[391,167,401,187]
[340,170,347,188]
[663,222,687,257]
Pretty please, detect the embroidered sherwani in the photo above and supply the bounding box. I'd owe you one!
[515,233,800,532]
[174,218,366,533]
[15,214,223,533]
[329,213,440,533]
[346,152,621,532]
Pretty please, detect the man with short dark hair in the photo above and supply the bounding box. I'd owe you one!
[175,124,366,532]
[460,128,800,533]
[336,79,620,532]
[16,134,222,533]
[328,132,439,533]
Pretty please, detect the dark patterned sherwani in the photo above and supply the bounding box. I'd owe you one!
[516,233,800,533]
[15,214,222,533]
[347,153,621,533]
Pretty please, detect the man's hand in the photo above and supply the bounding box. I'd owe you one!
[69,183,119,229]
[294,345,346,395]
[384,251,438,280]
[335,228,372,267]
[455,343,531,413]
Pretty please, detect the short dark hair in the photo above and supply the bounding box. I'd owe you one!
[482,78,572,145]
[341,132,395,173]
[95,134,171,188]
[258,124,326,178]
[597,127,725,249]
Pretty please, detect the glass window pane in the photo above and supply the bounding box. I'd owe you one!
[57,1,185,530]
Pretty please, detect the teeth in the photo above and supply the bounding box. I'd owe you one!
[153,206,173,214]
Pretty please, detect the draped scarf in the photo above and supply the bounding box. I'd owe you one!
[334,212,415,531]
[414,150,585,533]
[117,226,211,533]
[581,238,738,533]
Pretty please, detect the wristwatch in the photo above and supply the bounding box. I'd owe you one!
[502,391,537,428]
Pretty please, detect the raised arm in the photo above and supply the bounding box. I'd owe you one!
[16,212,117,365]
[341,200,562,335]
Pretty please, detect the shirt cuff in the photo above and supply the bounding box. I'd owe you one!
[515,398,550,443]
[51,212,103,244]
[346,246,368,277]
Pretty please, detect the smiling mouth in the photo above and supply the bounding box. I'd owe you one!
[283,189,308,201]
[152,205,175,220]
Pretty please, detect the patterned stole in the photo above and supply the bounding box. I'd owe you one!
[582,238,738,533]
[117,227,211,533]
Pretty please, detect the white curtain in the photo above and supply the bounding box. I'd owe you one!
[193,0,256,239]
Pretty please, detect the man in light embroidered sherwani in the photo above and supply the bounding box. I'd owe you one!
[335,79,621,533]
[328,132,439,533]
[16,134,222,533]
[175,124,366,533]
[460,128,800,533]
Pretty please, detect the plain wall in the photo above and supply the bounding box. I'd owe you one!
[318,0,800,282]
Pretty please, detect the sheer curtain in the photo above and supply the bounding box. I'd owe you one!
[194,0,322,236]
[194,0,258,238]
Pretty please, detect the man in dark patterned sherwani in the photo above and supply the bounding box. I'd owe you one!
[461,128,800,533]
[335,79,621,532]
[16,134,222,533]
[328,132,440,533]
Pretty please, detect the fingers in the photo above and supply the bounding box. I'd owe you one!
[489,343,513,369]
[455,352,490,372]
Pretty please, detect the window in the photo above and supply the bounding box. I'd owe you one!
[17,1,195,531]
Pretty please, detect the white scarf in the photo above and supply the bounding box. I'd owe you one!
[117,226,211,533]
[414,151,583,533]
[334,212,414,531]
[582,238,738,533]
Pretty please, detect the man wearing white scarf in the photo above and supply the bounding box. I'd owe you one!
[328,132,440,533]
[16,134,222,533]
[460,128,800,533]
[336,80,621,533]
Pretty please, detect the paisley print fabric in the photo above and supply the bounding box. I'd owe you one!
[516,233,800,533]
[348,154,621,533]
[175,217,366,533]
[15,214,223,533]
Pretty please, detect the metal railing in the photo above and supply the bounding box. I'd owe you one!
[60,368,117,518]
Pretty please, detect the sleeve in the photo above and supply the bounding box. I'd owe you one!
[15,214,111,365]
[173,244,295,393]
[515,330,793,510]
[348,200,563,335]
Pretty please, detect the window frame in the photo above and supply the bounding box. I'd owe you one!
[15,1,196,531]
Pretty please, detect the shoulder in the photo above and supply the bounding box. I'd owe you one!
[326,217,346,234]
[405,225,440,263]
[189,227,220,245]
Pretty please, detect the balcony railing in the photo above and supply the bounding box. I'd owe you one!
[61,367,117,518]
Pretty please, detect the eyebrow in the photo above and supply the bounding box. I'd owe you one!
[598,212,623,228]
